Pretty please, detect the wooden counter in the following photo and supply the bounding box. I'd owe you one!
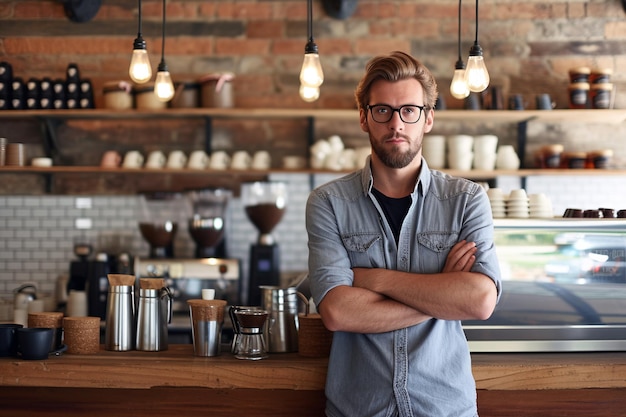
[1,346,626,416]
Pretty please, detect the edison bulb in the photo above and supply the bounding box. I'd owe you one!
[129,49,152,84]
[465,55,490,93]
[299,53,324,88]
[450,68,470,99]
[154,70,175,102]
[299,84,320,102]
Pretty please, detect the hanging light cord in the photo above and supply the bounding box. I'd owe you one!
[304,0,318,54]
[137,0,142,37]
[457,0,462,61]
[160,0,166,65]
[473,0,479,45]
[307,0,313,43]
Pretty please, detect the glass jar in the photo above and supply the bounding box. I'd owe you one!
[568,83,589,109]
[590,83,613,109]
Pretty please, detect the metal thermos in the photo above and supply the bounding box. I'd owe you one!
[136,287,172,351]
[105,285,135,351]
[259,286,307,353]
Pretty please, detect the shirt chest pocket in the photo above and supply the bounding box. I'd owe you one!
[341,233,384,268]
[417,232,459,271]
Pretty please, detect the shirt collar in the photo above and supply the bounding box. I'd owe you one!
[360,155,431,198]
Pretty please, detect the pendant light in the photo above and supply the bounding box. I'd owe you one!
[464,0,490,93]
[299,0,324,101]
[450,0,469,99]
[154,0,174,102]
[128,0,152,84]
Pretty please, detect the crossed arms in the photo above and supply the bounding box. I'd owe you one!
[317,240,498,334]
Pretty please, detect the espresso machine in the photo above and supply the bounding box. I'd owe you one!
[241,181,287,306]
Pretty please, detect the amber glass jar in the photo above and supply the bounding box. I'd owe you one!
[568,83,589,109]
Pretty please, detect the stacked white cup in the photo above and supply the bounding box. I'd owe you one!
[473,135,499,171]
[447,135,474,170]
[506,189,530,218]
[422,135,446,169]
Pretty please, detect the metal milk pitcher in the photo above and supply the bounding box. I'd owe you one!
[136,286,172,351]
[259,286,307,353]
[105,285,135,351]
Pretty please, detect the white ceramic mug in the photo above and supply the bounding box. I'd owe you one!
[251,150,271,170]
[145,150,166,169]
[209,151,230,170]
[166,150,188,169]
[122,150,144,169]
[188,150,209,170]
[231,150,251,170]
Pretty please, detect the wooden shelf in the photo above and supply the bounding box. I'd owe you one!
[1,166,625,178]
[1,108,625,124]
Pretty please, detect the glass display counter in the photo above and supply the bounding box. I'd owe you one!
[463,218,626,352]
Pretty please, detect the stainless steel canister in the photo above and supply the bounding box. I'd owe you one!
[136,287,172,352]
[259,286,307,353]
[105,285,135,351]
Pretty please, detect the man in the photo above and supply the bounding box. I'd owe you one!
[306,51,502,417]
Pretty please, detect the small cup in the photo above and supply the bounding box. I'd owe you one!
[28,312,64,352]
[508,94,525,110]
[166,150,188,169]
[31,157,53,167]
[145,150,166,169]
[251,150,271,170]
[122,150,144,169]
[17,327,54,360]
[5,142,25,166]
[508,189,528,201]
[188,299,227,357]
[0,323,23,357]
[188,150,209,170]
[100,151,122,168]
[209,151,231,170]
[536,94,555,110]
[231,150,252,170]
[283,155,306,170]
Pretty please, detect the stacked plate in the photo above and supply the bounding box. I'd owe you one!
[529,193,554,218]
[506,189,530,218]
[486,188,506,218]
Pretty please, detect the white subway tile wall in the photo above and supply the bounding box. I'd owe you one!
[1,173,625,304]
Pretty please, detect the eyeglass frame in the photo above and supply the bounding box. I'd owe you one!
[366,104,430,124]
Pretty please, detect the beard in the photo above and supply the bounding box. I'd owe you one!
[369,132,422,169]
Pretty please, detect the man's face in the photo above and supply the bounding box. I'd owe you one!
[360,78,434,169]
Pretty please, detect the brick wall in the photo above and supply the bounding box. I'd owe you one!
[1,0,626,109]
[2,1,626,311]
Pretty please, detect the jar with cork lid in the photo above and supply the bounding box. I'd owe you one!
[568,83,589,109]
[590,83,613,109]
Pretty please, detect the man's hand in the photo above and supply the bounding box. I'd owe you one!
[442,240,476,273]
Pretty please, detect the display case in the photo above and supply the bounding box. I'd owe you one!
[463,218,626,352]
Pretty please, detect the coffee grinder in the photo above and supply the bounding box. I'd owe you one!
[138,192,185,259]
[188,189,232,259]
[241,181,286,306]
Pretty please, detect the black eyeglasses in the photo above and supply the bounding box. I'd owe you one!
[366,104,428,124]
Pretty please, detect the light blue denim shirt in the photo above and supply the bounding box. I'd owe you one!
[306,157,502,417]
